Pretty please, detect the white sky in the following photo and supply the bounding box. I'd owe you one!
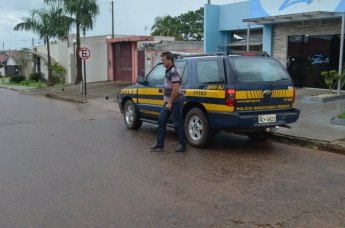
[0,0,245,50]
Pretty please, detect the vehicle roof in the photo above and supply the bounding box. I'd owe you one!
[174,52,270,60]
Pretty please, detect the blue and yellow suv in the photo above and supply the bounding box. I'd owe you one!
[118,54,300,147]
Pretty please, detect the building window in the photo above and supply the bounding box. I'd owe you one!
[227,29,263,55]
[287,34,344,88]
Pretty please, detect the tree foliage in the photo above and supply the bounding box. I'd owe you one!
[151,7,204,41]
[44,0,100,84]
[151,16,181,39]
[13,5,72,86]
[178,8,204,41]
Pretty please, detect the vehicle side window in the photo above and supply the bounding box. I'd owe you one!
[175,61,188,85]
[196,60,223,83]
[146,64,165,87]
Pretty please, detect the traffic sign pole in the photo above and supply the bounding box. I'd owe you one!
[78,47,90,102]
[84,59,87,97]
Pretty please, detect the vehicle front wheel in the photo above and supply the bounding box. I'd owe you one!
[185,108,213,148]
[123,100,142,130]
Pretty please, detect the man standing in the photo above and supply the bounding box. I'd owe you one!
[150,51,187,152]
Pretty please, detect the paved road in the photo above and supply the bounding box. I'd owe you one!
[0,89,344,227]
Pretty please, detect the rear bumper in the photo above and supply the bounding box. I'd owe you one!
[208,108,300,129]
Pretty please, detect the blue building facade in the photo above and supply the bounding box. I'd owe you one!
[204,0,345,88]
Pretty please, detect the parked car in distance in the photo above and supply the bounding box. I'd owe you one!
[118,54,300,148]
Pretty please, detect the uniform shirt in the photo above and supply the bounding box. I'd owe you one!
[163,64,184,103]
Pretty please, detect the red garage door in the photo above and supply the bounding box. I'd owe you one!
[113,42,132,82]
[137,50,145,76]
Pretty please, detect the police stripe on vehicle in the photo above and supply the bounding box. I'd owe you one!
[236,89,294,99]
[203,103,234,112]
[271,89,294,98]
[236,90,263,99]
[137,98,164,106]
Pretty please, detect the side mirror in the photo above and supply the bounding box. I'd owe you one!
[137,75,146,84]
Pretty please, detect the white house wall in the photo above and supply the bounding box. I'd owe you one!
[34,36,108,84]
[80,37,107,83]
[35,45,49,80]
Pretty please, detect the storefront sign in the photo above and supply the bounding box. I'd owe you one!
[252,0,345,17]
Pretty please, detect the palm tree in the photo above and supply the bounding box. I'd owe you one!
[13,6,71,86]
[44,0,100,84]
[151,16,180,40]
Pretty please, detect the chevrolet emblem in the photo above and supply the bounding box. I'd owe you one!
[263,90,272,95]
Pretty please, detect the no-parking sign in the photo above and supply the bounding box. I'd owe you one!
[78,47,90,60]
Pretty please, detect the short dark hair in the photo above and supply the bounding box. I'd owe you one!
[161,51,174,62]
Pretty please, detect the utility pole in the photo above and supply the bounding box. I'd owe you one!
[111,1,114,38]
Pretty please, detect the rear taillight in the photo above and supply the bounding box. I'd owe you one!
[293,88,296,103]
[225,89,235,106]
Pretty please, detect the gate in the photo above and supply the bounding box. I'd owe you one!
[137,50,145,76]
[113,42,132,82]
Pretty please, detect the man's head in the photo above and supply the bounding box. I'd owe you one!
[161,51,174,68]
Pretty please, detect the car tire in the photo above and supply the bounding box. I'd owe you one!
[123,100,142,130]
[246,131,271,141]
[185,108,213,148]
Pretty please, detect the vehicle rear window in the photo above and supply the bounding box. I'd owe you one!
[230,57,291,83]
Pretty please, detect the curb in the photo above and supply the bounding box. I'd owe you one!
[271,133,345,155]
[45,93,88,104]
[331,116,345,126]
[0,86,33,93]
[301,94,345,102]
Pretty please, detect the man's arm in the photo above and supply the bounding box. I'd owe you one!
[165,82,180,110]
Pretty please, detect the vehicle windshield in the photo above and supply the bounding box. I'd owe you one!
[230,57,291,83]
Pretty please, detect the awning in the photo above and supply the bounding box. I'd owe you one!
[243,11,342,25]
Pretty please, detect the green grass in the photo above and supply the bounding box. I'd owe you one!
[0,77,9,83]
[0,77,50,89]
[20,80,48,88]
[337,112,345,119]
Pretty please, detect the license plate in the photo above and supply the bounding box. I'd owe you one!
[258,114,276,123]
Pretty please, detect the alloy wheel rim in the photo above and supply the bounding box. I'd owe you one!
[125,106,134,124]
[188,115,203,140]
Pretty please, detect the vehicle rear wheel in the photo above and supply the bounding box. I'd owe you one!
[123,100,142,130]
[185,108,213,148]
[246,131,271,141]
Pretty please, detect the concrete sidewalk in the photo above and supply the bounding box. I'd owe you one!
[3,81,345,153]
[274,87,345,153]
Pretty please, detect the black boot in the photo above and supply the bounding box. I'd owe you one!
[174,144,186,152]
[150,144,164,151]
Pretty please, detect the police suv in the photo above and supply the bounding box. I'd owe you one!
[118,54,300,148]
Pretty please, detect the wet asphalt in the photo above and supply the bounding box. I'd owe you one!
[0,88,344,227]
